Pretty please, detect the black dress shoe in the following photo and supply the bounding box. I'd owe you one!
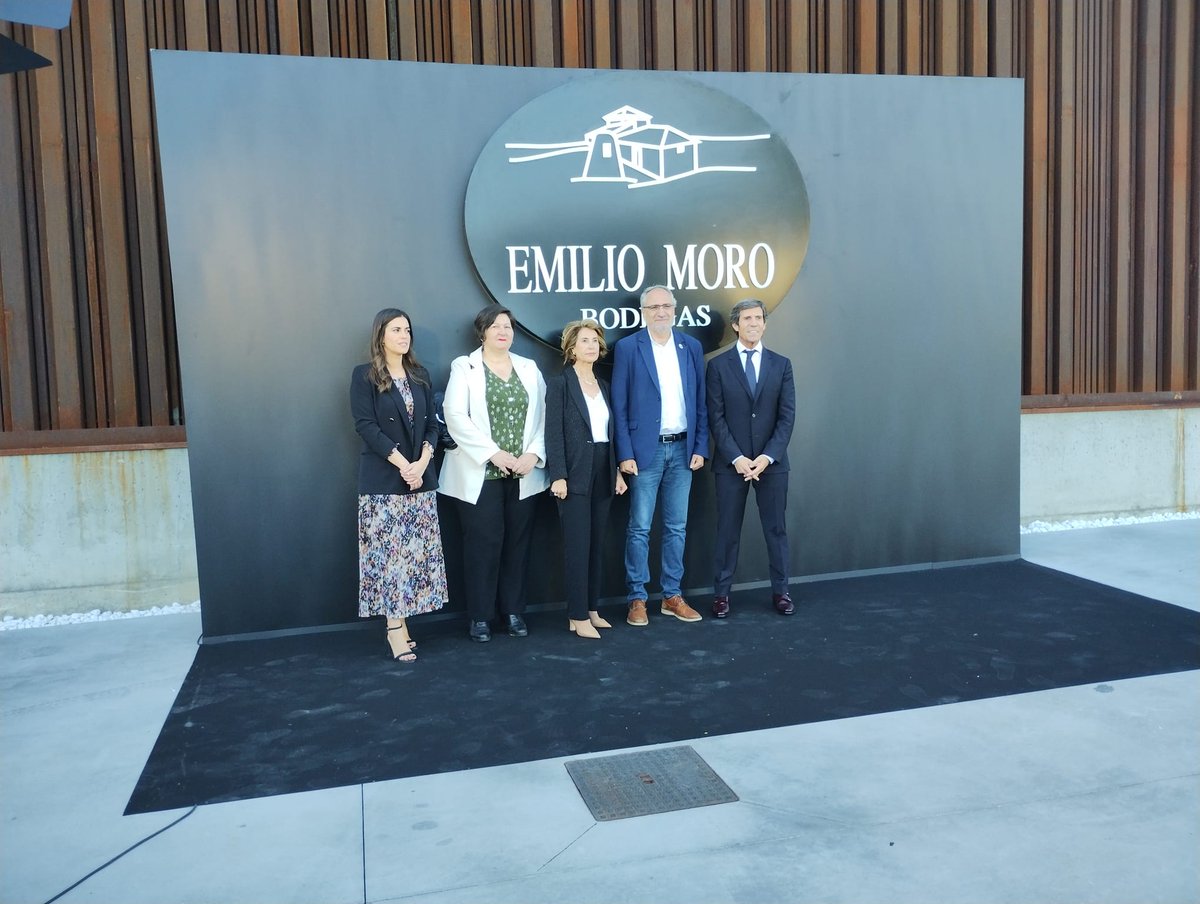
[772,592,795,616]
[469,621,491,642]
[505,614,528,637]
[712,595,730,618]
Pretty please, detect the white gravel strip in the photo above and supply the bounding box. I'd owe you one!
[1,601,201,631]
[1021,509,1199,533]
[2,510,1195,630]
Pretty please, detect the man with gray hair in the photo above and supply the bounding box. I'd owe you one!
[611,285,708,626]
[705,298,796,617]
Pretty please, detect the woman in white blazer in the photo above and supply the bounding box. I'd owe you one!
[439,304,548,642]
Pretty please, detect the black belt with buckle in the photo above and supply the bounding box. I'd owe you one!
[658,432,687,443]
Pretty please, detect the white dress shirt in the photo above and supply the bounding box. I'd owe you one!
[651,334,687,434]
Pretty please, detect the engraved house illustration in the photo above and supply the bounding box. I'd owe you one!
[505,105,769,189]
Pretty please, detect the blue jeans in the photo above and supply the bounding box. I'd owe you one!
[625,440,692,601]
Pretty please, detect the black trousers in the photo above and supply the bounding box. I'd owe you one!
[456,477,537,623]
[713,467,789,596]
[556,443,614,620]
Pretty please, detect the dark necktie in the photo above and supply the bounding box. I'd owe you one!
[743,348,757,396]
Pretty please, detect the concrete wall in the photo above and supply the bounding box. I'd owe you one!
[1021,407,1199,523]
[2,406,1196,618]
[0,449,199,618]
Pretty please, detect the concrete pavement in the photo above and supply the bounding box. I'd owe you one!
[2,520,1197,904]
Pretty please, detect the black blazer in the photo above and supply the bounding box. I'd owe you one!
[544,367,617,497]
[350,363,440,495]
[705,345,796,473]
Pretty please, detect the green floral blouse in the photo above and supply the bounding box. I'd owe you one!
[484,366,529,480]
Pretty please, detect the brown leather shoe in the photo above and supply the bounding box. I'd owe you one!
[712,595,730,618]
[661,595,702,622]
[626,599,649,626]
[773,592,795,616]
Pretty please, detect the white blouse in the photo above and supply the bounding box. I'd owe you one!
[584,389,610,443]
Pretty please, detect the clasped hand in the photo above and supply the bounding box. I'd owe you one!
[393,452,428,491]
[735,454,771,481]
[490,450,538,477]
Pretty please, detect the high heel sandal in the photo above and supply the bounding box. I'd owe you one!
[569,619,601,639]
[386,625,417,662]
[588,611,613,629]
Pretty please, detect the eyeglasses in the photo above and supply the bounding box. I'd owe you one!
[641,303,675,312]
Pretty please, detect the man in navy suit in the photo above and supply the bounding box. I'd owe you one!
[612,285,708,626]
[706,298,796,617]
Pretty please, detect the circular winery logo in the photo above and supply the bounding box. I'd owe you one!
[464,73,810,352]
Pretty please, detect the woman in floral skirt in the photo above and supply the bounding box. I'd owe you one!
[350,308,447,661]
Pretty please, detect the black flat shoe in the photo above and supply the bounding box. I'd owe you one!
[469,621,491,643]
[505,614,528,637]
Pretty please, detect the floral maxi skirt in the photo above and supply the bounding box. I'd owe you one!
[358,490,448,618]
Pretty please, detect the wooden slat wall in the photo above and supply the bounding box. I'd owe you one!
[2,0,1196,439]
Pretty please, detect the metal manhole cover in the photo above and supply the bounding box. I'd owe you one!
[564,745,738,821]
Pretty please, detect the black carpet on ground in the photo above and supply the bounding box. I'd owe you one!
[126,561,1200,814]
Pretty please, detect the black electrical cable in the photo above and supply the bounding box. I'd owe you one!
[41,806,197,904]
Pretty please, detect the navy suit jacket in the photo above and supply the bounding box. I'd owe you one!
[611,328,708,468]
[350,363,440,495]
[705,344,795,472]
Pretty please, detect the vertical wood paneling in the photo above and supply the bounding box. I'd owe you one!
[63,12,102,428]
[825,0,847,73]
[903,0,922,74]
[1026,0,1050,393]
[654,1,677,71]
[2,0,1196,440]
[532,2,555,67]
[855,0,878,74]
[1164,0,1193,390]
[674,0,695,71]
[559,1,581,68]
[714,0,735,71]
[992,0,1014,78]
[1136,0,1163,392]
[1191,3,1200,391]
[86,1,139,426]
[217,0,239,52]
[938,0,961,75]
[0,23,37,431]
[181,0,208,51]
[745,0,768,72]
[124,0,170,426]
[967,0,987,76]
[366,0,389,59]
[1056,1,1076,392]
[477,1,498,64]
[787,0,809,72]
[1111,0,1134,392]
[310,0,331,56]
[616,0,640,69]
[591,0,613,69]
[29,26,83,428]
[276,0,302,55]
[881,0,900,74]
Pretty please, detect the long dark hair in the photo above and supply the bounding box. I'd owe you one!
[367,308,428,392]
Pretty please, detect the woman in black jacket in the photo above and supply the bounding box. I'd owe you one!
[545,319,627,639]
[350,308,447,661]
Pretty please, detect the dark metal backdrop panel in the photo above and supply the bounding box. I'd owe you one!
[150,52,1022,638]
